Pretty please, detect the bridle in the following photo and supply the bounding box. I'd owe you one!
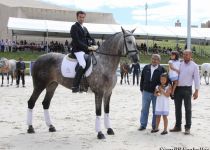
[95,32,139,57]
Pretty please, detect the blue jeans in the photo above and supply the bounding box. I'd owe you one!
[140,90,157,129]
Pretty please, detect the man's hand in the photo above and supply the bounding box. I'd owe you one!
[193,90,198,100]
[88,45,98,51]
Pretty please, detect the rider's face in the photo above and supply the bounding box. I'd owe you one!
[77,14,86,25]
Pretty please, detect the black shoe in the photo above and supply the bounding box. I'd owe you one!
[138,126,146,131]
[151,129,159,133]
[161,130,168,135]
[72,87,80,93]
[184,128,190,135]
[169,127,181,132]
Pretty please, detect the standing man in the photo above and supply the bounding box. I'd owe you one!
[139,54,166,131]
[170,49,200,135]
[16,57,26,87]
[131,60,141,85]
[70,10,97,93]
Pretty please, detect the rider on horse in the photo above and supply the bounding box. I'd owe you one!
[70,11,98,93]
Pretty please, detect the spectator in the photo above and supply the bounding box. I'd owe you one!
[170,49,200,135]
[16,57,26,87]
[139,54,166,131]
[131,60,140,85]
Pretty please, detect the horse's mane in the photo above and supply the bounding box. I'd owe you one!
[101,32,121,45]
[97,32,123,53]
[98,30,133,52]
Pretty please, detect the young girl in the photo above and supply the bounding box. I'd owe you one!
[168,51,180,99]
[151,73,172,135]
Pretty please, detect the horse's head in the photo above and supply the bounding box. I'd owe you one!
[0,58,7,68]
[121,27,139,63]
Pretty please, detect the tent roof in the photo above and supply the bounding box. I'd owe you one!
[7,17,210,40]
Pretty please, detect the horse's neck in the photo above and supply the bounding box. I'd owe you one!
[95,54,120,73]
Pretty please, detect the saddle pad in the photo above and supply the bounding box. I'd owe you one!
[61,55,92,78]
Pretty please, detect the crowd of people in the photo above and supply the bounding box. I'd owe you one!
[0,39,73,53]
[1,37,190,58]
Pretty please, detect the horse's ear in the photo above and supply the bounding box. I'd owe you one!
[131,28,136,33]
[121,26,126,34]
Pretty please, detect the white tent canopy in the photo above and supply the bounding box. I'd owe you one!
[7,17,210,40]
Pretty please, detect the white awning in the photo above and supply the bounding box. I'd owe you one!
[7,17,210,40]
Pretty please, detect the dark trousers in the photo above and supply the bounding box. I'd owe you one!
[133,72,139,85]
[16,70,25,85]
[174,86,192,129]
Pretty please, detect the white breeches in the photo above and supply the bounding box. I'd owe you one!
[74,51,86,69]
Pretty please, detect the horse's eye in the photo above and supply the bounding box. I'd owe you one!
[128,41,132,44]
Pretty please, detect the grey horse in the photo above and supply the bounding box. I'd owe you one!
[27,27,139,139]
[0,57,16,86]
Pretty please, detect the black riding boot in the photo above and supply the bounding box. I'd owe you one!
[72,66,84,93]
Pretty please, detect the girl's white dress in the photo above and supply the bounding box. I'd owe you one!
[155,85,170,116]
[168,60,180,81]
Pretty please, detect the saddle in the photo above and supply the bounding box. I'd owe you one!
[61,54,93,92]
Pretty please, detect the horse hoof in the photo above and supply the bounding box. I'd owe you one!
[107,128,115,135]
[1,85,3,87]
[49,125,56,132]
[97,131,105,139]
[27,125,35,134]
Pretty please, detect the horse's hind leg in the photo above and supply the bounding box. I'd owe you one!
[42,82,58,132]
[103,93,114,135]
[10,73,13,85]
[126,73,130,85]
[120,73,123,84]
[95,92,105,139]
[27,87,45,133]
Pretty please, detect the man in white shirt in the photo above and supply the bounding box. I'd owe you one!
[139,54,166,131]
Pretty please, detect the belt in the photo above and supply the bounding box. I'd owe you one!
[177,86,192,88]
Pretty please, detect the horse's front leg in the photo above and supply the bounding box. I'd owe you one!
[104,93,114,135]
[204,74,208,85]
[1,73,4,86]
[95,92,105,139]
[7,73,9,86]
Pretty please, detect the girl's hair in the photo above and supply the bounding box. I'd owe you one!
[170,51,179,60]
[160,72,170,86]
